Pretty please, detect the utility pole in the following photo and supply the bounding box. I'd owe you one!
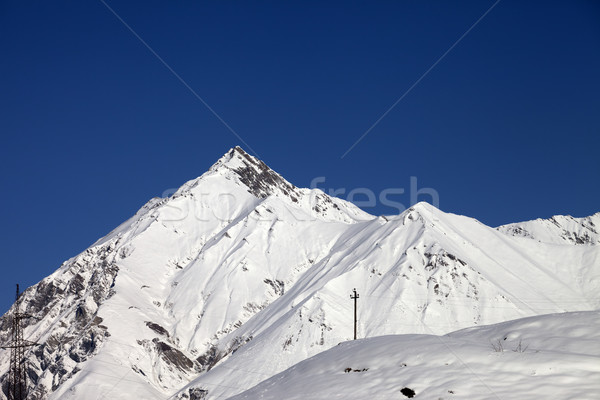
[350,288,359,340]
[1,284,38,400]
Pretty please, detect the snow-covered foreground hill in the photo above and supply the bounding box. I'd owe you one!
[0,147,598,400]
[229,311,600,400]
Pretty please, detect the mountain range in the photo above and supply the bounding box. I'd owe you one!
[1,147,598,400]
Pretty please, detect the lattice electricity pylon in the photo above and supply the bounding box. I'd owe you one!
[1,285,38,400]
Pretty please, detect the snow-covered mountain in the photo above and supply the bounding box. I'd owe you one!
[497,212,600,245]
[0,146,598,400]
[228,311,600,400]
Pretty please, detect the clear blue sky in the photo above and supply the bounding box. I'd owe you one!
[1,1,598,313]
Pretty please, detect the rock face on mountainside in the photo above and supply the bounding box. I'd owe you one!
[0,147,598,400]
[497,212,600,245]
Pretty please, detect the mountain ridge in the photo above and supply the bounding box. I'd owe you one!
[0,147,597,400]
[497,212,600,245]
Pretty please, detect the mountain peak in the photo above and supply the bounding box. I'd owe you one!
[210,146,300,201]
[210,146,255,170]
[397,201,441,224]
[3,147,599,400]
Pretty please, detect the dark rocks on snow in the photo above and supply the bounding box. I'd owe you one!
[154,340,194,371]
[196,345,224,372]
[229,147,299,202]
[188,387,208,400]
[263,278,285,296]
[146,321,170,337]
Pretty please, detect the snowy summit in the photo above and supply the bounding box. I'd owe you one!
[0,147,599,400]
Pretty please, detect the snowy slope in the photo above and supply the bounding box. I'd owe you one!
[498,212,600,245]
[228,311,600,400]
[0,147,598,400]
[0,147,373,400]
[174,203,600,399]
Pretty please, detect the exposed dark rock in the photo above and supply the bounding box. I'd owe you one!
[196,345,224,372]
[195,335,253,373]
[155,340,194,371]
[0,241,118,399]
[264,278,285,296]
[68,274,86,295]
[146,321,169,337]
[228,147,299,201]
[189,387,208,400]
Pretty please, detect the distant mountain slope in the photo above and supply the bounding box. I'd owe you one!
[174,203,600,400]
[497,213,600,245]
[228,311,600,400]
[0,147,598,400]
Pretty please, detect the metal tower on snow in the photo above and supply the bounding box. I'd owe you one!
[1,285,37,400]
[350,288,359,340]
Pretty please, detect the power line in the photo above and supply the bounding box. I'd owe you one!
[341,0,502,158]
[98,0,259,157]
[350,288,359,340]
[1,284,39,400]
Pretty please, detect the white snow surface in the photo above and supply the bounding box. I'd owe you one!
[229,311,600,400]
[0,147,598,400]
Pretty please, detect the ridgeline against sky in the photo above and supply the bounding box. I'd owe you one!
[0,146,598,399]
[0,1,598,313]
